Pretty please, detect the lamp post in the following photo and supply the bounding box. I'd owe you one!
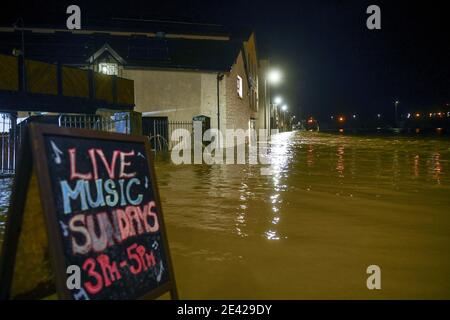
[266,69,282,134]
[281,105,288,132]
[272,96,283,131]
[394,100,400,127]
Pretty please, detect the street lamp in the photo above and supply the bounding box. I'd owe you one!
[274,96,283,105]
[281,105,288,112]
[265,69,283,134]
[267,69,282,85]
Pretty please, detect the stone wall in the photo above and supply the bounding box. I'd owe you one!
[122,69,203,121]
[224,51,253,133]
[121,50,256,139]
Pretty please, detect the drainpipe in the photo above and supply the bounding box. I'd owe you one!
[217,73,224,146]
[13,18,26,91]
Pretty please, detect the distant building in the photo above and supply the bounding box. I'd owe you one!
[0,22,264,139]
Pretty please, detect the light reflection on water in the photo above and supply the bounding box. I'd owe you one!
[0,178,13,240]
[1,132,450,298]
[264,132,295,241]
[154,132,450,299]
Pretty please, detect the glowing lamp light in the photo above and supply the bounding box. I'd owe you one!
[274,96,283,105]
[415,113,421,118]
[281,105,288,112]
[338,116,345,122]
[267,69,282,85]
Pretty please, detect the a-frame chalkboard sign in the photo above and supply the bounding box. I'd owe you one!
[0,123,178,300]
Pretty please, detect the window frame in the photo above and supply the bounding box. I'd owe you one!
[98,62,119,76]
[237,75,243,98]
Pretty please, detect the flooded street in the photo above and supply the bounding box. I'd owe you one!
[156,132,450,299]
[2,132,450,299]
[0,177,12,244]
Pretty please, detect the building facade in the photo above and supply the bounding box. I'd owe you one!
[0,23,266,142]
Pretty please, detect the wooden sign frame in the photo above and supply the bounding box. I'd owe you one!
[0,123,178,300]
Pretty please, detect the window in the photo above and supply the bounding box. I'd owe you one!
[98,62,118,76]
[237,75,243,98]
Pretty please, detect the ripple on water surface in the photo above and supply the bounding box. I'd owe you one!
[155,132,450,299]
[0,178,13,240]
[1,133,450,298]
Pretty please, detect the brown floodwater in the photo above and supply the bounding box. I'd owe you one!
[1,131,450,299]
[155,132,450,299]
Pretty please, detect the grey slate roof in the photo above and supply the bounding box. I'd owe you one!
[0,29,244,72]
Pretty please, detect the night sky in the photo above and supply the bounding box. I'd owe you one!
[1,0,449,121]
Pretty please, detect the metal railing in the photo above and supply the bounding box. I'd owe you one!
[168,120,193,150]
[144,118,193,152]
[0,113,192,176]
[0,113,18,176]
[58,113,129,133]
[147,119,193,152]
[0,112,131,177]
[149,118,169,152]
